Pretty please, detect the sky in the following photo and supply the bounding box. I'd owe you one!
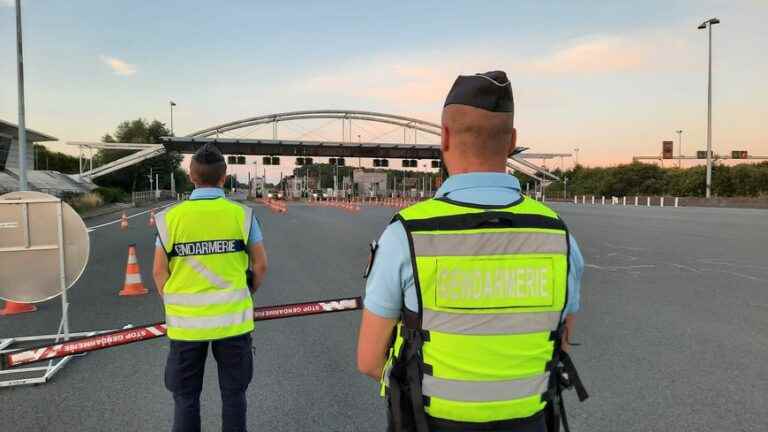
[0,0,766,173]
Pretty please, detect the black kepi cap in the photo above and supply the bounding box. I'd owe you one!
[192,143,225,164]
[443,71,514,113]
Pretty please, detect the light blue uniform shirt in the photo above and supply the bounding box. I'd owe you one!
[155,187,263,246]
[364,172,583,319]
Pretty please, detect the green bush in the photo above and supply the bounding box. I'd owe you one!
[547,162,768,197]
[94,187,128,203]
[68,193,104,213]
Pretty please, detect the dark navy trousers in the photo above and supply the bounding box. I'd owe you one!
[165,333,253,432]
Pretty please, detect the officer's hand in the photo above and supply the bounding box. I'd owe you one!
[561,324,571,352]
[246,270,255,294]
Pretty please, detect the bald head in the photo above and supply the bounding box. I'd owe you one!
[441,105,516,175]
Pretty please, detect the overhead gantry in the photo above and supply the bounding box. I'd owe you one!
[67,109,570,181]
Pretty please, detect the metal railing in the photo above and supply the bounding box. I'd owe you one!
[132,189,176,203]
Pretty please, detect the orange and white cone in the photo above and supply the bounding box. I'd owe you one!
[148,209,156,227]
[0,300,37,316]
[119,244,148,296]
[120,212,129,230]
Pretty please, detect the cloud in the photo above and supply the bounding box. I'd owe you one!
[297,30,693,115]
[520,36,650,74]
[99,55,137,76]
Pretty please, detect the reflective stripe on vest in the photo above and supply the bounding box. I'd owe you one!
[156,197,254,341]
[411,231,567,256]
[388,196,569,425]
[166,308,253,329]
[422,372,550,402]
[164,286,251,306]
[422,309,561,335]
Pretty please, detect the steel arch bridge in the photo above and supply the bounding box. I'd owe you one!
[68,109,567,181]
[186,109,441,139]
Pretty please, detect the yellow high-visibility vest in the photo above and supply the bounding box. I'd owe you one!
[382,196,569,427]
[155,198,254,341]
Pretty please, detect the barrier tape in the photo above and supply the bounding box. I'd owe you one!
[1,296,362,370]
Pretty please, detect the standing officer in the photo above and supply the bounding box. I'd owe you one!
[357,71,587,432]
[153,144,268,432]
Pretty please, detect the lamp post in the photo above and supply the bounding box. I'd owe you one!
[563,177,568,200]
[698,17,720,198]
[676,130,683,168]
[573,147,580,167]
[169,100,176,135]
[15,0,28,191]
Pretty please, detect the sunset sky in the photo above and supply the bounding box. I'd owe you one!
[0,0,766,171]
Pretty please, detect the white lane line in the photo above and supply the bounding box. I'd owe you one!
[669,263,701,273]
[700,269,767,283]
[696,259,768,274]
[87,202,176,232]
[603,242,646,252]
[585,264,655,271]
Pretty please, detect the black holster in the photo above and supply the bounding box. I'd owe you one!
[544,350,589,432]
[386,329,430,432]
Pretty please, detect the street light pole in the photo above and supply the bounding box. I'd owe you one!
[676,130,683,168]
[573,147,580,167]
[563,177,568,200]
[698,17,720,198]
[15,0,28,191]
[169,100,176,135]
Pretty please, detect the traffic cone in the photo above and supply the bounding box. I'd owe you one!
[119,244,148,296]
[120,212,129,230]
[148,209,156,227]
[0,300,37,316]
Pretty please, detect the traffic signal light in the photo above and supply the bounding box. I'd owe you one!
[271,156,280,165]
[263,156,271,165]
[305,158,313,165]
[402,159,417,168]
[431,160,441,168]
[731,150,748,159]
[382,159,388,167]
[373,159,380,167]
[297,157,305,166]
[333,158,345,166]
[228,156,237,164]
[237,156,245,165]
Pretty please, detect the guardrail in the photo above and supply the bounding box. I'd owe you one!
[132,190,177,204]
[571,195,680,208]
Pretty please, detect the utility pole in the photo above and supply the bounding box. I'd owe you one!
[676,130,683,168]
[147,167,154,199]
[698,17,720,198]
[563,177,568,200]
[573,147,580,167]
[169,101,176,135]
[15,0,28,191]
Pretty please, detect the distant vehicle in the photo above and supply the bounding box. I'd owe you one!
[266,190,284,200]
[311,189,326,200]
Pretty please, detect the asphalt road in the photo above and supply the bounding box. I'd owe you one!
[1,200,766,432]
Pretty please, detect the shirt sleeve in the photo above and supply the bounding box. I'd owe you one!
[363,221,413,319]
[563,235,584,317]
[248,215,263,245]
